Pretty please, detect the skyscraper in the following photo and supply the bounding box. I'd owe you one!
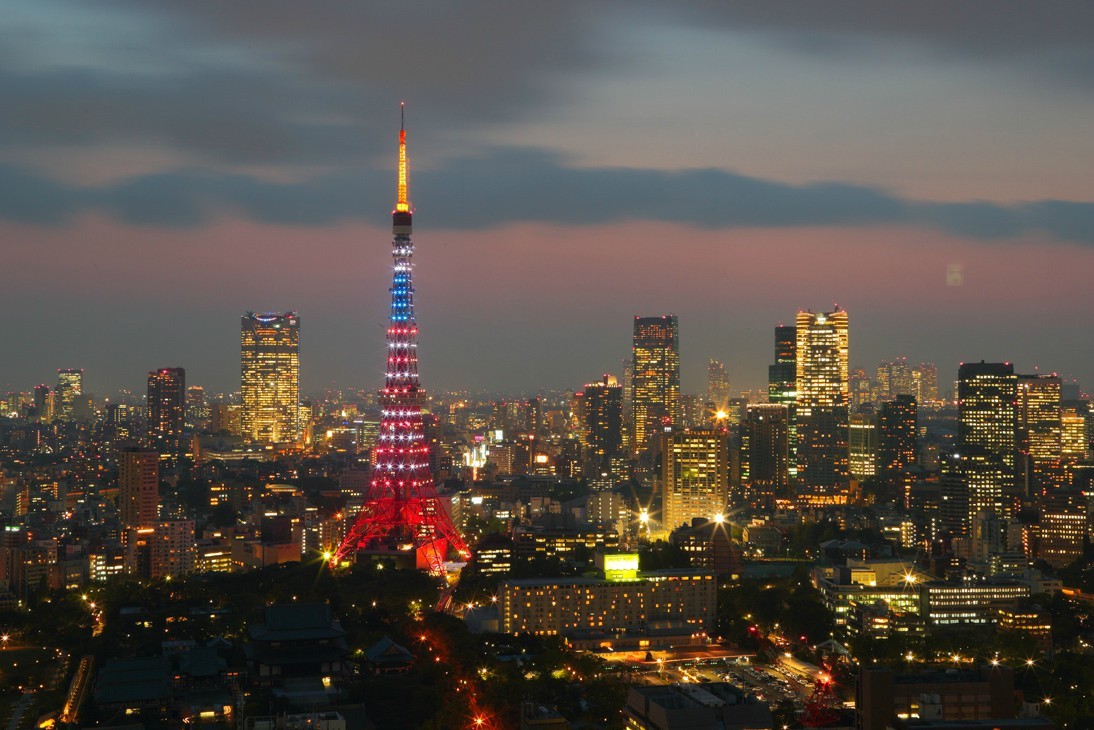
[767,325,796,406]
[582,375,624,489]
[768,324,797,477]
[632,315,680,454]
[335,106,469,574]
[848,407,878,480]
[662,428,728,531]
[914,362,939,407]
[1016,373,1061,494]
[795,308,850,500]
[241,312,300,443]
[878,395,918,482]
[55,368,83,422]
[119,446,159,529]
[958,361,1017,512]
[147,367,185,458]
[185,385,208,431]
[707,359,730,409]
[32,384,52,424]
[740,404,789,508]
[876,358,914,401]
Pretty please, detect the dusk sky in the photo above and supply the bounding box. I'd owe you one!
[4,1,1093,398]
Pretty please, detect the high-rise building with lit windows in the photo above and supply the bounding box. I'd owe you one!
[582,375,624,489]
[848,407,878,480]
[768,326,796,406]
[958,361,1017,508]
[914,362,939,406]
[119,446,159,529]
[147,367,185,458]
[55,368,83,422]
[767,324,797,476]
[707,359,730,409]
[32,384,52,423]
[241,312,300,443]
[1037,490,1087,568]
[740,404,789,508]
[632,315,680,453]
[1061,408,1088,460]
[878,395,917,481]
[876,358,914,401]
[795,309,849,498]
[662,429,728,531]
[1017,373,1061,494]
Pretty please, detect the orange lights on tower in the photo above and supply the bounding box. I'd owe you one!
[395,101,410,213]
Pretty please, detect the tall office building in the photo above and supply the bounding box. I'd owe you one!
[1060,408,1088,461]
[32,385,52,424]
[878,395,918,482]
[740,404,789,508]
[185,385,208,431]
[147,367,186,458]
[848,407,878,480]
[241,312,301,443]
[662,429,728,531]
[1017,373,1061,494]
[958,362,1017,511]
[119,447,159,529]
[914,363,939,406]
[849,368,873,410]
[795,309,850,499]
[707,359,730,410]
[767,325,797,477]
[582,375,624,489]
[876,358,914,401]
[632,315,680,454]
[55,368,83,422]
[767,326,796,406]
[1037,490,1087,568]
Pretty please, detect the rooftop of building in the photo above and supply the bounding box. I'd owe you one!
[630,682,759,710]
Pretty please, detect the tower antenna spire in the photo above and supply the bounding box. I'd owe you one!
[395,102,409,214]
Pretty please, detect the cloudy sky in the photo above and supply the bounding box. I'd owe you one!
[3,1,1093,398]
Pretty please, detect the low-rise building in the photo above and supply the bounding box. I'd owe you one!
[623,682,771,730]
[857,665,1015,730]
[499,554,714,646]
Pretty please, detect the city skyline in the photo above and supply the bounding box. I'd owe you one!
[4,3,1094,396]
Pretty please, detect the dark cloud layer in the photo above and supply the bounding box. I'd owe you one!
[3,150,1092,244]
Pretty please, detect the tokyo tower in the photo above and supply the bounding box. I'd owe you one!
[332,105,471,574]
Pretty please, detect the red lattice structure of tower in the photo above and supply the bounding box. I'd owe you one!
[802,672,840,727]
[332,105,471,575]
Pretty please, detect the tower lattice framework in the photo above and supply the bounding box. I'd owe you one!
[333,106,470,574]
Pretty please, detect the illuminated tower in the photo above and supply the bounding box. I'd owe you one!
[147,367,185,458]
[632,315,680,454]
[241,312,300,443]
[334,106,469,574]
[795,308,849,500]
